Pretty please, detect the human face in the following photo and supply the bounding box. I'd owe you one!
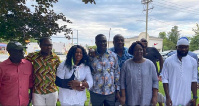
[96,36,107,52]
[40,39,52,55]
[114,36,124,49]
[75,48,83,63]
[140,39,147,48]
[9,49,24,63]
[133,44,143,59]
[177,45,189,57]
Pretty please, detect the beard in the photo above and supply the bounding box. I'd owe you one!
[177,50,188,57]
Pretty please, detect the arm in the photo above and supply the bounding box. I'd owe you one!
[154,48,163,75]
[163,83,172,106]
[158,55,164,74]
[83,66,93,89]
[114,55,120,91]
[55,62,73,89]
[151,62,158,105]
[190,60,198,105]
[120,63,126,105]
[120,89,126,105]
[162,60,172,106]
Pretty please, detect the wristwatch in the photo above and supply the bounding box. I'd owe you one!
[80,81,83,87]
[193,96,198,99]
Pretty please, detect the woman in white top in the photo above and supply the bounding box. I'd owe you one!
[56,45,93,106]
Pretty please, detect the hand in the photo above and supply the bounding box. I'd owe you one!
[151,96,157,106]
[166,97,172,106]
[75,86,86,91]
[119,96,125,105]
[188,99,196,106]
[68,80,80,89]
[115,91,120,102]
[158,76,162,82]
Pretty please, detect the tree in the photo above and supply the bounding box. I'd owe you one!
[190,23,199,51]
[160,26,181,51]
[0,0,72,44]
[82,0,96,4]
[167,26,180,46]
[158,32,166,39]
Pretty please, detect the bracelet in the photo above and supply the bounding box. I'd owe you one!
[193,96,198,99]
[80,81,82,87]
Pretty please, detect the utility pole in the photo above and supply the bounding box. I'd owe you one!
[141,0,153,39]
[77,30,78,45]
[108,28,111,48]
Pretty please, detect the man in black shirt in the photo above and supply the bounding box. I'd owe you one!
[141,38,165,106]
[140,38,163,76]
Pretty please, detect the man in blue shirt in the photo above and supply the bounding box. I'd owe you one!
[109,34,133,69]
[109,34,132,105]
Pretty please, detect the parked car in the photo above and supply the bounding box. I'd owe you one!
[160,50,175,61]
[193,50,199,58]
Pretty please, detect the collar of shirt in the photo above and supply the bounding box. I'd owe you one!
[95,49,110,55]
[5,58,26,65]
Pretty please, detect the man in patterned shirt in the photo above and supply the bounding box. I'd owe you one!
[90,34,120,106]
[26,37,60,106]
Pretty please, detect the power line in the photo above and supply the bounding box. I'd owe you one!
[154,1,198,13]
[155,0,197,10]
[152,3,198,15]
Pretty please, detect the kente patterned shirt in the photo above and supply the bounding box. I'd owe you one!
[26,51,61,94]
[109,47,133,68]
[90,50,120,95]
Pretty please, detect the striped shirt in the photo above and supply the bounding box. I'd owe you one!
[26,51,61,94]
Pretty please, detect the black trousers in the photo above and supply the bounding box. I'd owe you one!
[90,91,115,106]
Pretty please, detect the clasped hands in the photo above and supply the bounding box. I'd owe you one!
[68,80,86,91]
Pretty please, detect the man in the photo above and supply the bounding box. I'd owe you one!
[109,34,132,105]
[162,37,197,106]
[140,38,164,76]
[90,34,120,106]
[140,38,165,106]
[109,34,133,68]
[26,37,60,106]
[0,41,33,105]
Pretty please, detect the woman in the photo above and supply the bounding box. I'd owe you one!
[56,45,93,106]
[120,41,158,106]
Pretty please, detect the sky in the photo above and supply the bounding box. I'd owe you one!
[27,0,199,46]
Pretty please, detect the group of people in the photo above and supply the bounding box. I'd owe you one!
[0,34,198,106]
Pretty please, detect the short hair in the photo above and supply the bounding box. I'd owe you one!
[113,34,124,41]
[65,45,90,70]
[95,34,105,42]
[128,41,144,55]
[38,37,51,45]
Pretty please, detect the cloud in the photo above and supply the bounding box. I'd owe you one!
[48,0,198,46]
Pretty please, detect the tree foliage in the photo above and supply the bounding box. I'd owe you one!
[82,0,96,4]
[0,0,72,44]
[189,23,199,51]
[159,26,181,51]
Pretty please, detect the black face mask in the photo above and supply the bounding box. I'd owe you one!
[177,50,188,57]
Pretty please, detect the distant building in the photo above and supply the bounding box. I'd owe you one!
[52,42,66,54]
[0,43,7,54]
[108,32,163,52]
[26,43,40,54]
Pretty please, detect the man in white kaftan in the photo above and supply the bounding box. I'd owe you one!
[162,37,198,106]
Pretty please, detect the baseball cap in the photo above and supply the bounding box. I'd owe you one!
[6,41,26,51]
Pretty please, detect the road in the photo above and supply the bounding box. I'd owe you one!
[0,54,66,62]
